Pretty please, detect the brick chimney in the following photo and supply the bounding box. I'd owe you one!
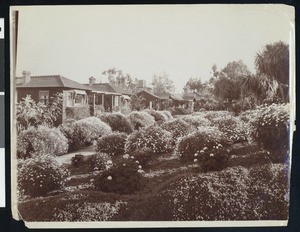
[89,76,96,86]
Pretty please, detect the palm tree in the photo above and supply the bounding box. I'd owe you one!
[255,41,289,102]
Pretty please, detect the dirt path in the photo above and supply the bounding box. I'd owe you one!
[56,146,95,165]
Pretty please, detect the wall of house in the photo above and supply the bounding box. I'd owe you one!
[17,87,64,103]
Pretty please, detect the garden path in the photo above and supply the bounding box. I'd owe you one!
[56,146,94,165]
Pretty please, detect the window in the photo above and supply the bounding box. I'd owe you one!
[67,91,74,107]
[39,91,49,105]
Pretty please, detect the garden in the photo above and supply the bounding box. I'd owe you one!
[15,96,290,221]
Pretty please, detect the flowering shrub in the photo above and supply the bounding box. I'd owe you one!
[143,109,168,124]
[126,111,155,130]
[60,117,112,151]
[96,132,127,156]
[201,110,234,121]
[129,148,155,170]
[175,127,231,171]
[170,107,191,116]
[85,153,112,172]
[161,110,173,120]
[17,126,68,159]
[94,155,144,194]
[181,115,211,129]
[251,103,290,163]
[161,119,196,144]
[210,115,249,143]
[18,155,69,197]
[99,112,133,134]
[125,125,173,154]
[71,154,84,167]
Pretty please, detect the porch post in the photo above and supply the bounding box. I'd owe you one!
[102,94,104,107]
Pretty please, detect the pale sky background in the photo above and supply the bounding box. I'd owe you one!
[13,4,294,92]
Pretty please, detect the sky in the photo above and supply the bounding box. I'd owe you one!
[13,4,294,92]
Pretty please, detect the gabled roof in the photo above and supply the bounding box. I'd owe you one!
[84,83,118,94]
[109,85,133,95]
[137,90,172,100]
[170,93,185,101]
[16,75,91,91]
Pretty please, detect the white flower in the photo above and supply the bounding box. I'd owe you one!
[138,165,142,169]
[194,159,198,162]
[209,153,214,157]
[194,153,198,157]
[107,176,112,180]
[135,160,139,163]
[107,160,113,164]
[123,154,130,159]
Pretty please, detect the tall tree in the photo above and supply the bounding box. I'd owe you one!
[151,72,175,95]
[185,77,203,92]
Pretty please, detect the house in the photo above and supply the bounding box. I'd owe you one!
[86,76,133,113]
[16,71,91,124]
[136,90,170,110]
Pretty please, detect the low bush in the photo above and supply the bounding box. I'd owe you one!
[210,115,249,143]
[99,113,133,134]
[181,115,211,129]
[65,106,90,120]
[96,132,127,156]
[125,125,173,154]
[84,153,113,172]
[161,110,173,120]
[170,107,191,116]
[143,109,168,124]
[201,110,234,121]
[175,127,231,171]
[126,111,155,130]
[18,155,69,197]
[71,154,84,167]
[251,103,290,163]
[94,155,144,194]
[17,126,68,159]
[161,119,196,144]
[60,117,112,151]
[128,148,155,170]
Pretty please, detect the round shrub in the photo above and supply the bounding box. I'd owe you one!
[71,154,84,167]
[202,111,234,121]
[128,148,155,170]
[127,111,155,130]
[161,119,196,144]
[96,132,127,156]
[18,155,69,197]
[84,153,113,172]
[144,109,168,124]
[161,110,173,120]
[251,103,289,163]
[61,117,112,151]
[94,156,144,194]
[175,127,231,171]
[17,126,68,159]
[210,115,249,143]
[181,115,211,129]
[125,125,173,154]
[99,112,133,134]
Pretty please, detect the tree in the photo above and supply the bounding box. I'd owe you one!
[255,41,289,102]
[151,72,175,95]
[185,77,203,92]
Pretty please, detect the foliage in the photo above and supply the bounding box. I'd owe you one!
[201,110,234,121]
[71,154,85,167]
[84,153,112,172]
[184,77,204,92]
[143,109,168,124]
[251,103,290,163]
[125,125,173,154]
[66,106,90,120]
[96,132,127,156]
[130,95,148,111]
[161,119,196,144]
[175,127,231,169]
[17,126,68,159]
[169,107,191,116]
[99,112,133,134]
[16,94,62,134]
[151,72,175,95]
[60,117,112,151]
[161,110,173,120]
[210,115,249,143]
[129,148,155,170]
[126,111,155,130]
[18,155,69,197]
[94,155,144,194]
[181,115,211,128]
[93,105,106,117]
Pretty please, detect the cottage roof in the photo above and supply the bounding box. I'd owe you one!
[16,75,91,91]
[170,93,185,101]
[182,92,202,101]
[137,90,171,100]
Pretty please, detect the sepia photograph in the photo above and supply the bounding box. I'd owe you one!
[10,4,295,228]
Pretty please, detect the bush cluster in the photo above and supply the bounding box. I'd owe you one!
[60,117,112,151]
[17,126,68,159]
[181,115,211,129]
[99,113,133,134]
[175,127,231,171]
[126,111,155,130]
[161,119,196,144]
[125,125,173,154]
[210,115,249,143]
[96,132,127,156]
[161,110,173,120]
[251,103,290,163]
[18,155,69,197]
[143,109,168,124]
[170,107,191,116]
[94,155,144,194]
